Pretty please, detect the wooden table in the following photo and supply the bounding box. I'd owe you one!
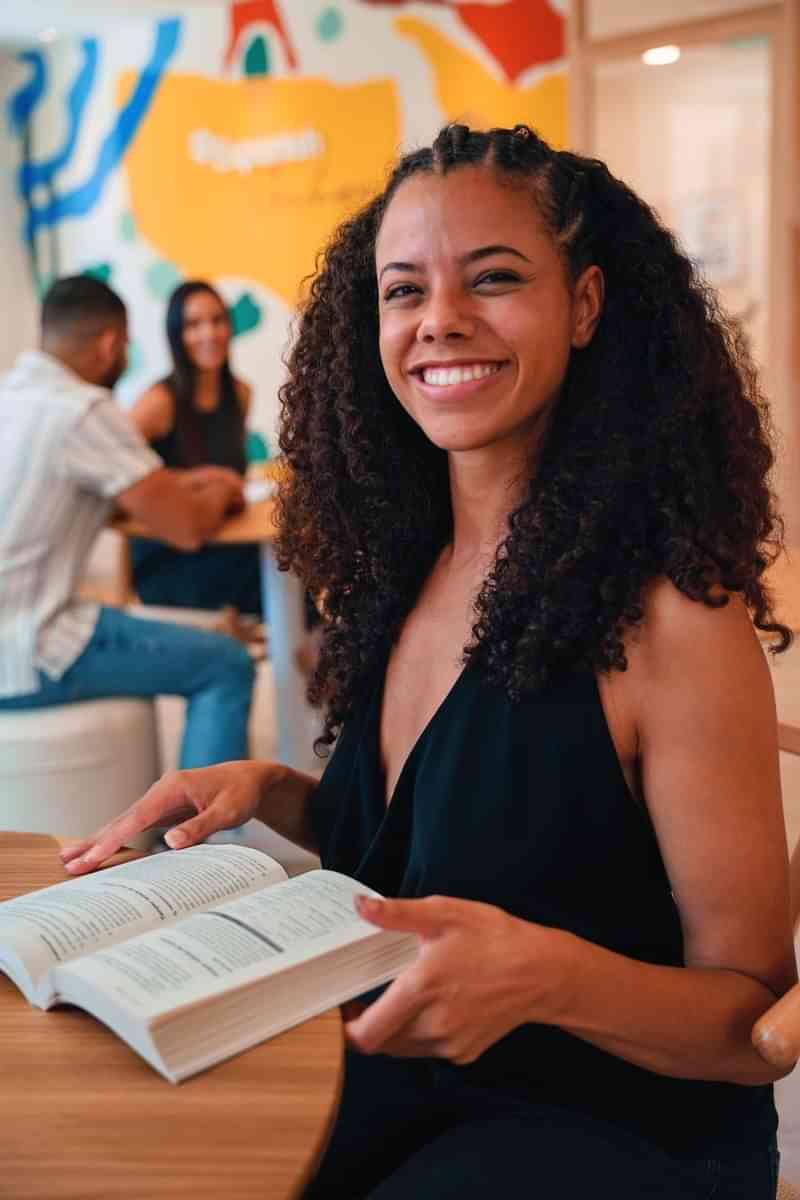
[0,833,343,1200]
[117,495,319,773]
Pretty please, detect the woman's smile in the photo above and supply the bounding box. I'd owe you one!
[409,358,508,399]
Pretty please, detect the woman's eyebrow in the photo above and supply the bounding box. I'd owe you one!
[378,244,532,283]
[378,260,419,283]
[462,244,532,265]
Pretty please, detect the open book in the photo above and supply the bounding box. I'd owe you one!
[0,844,417,1083]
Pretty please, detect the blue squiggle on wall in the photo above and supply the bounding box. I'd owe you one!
[19,18,181,244]
[7,50,47,135]
[19,40,98,192]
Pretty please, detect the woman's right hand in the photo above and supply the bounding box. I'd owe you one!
[59,760,265,875]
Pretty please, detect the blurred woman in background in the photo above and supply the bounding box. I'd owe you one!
[129,280,263,640]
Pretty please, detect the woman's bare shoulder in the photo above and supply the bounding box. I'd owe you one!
[604,576,770,772]
[130,381,175,440]
[615,575,774,772]
[633,576,762,674]
[234,378,252,415]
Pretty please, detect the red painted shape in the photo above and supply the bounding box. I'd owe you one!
[224,1,298,71]
[359,0,564,80]
[459,0,563,77]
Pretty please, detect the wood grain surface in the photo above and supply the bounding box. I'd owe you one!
[0,834,343,1200]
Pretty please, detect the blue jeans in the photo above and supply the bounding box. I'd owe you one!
[0,607,255,769]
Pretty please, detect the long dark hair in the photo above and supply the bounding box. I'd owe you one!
[276,123,790,749]
[163,280,244,469]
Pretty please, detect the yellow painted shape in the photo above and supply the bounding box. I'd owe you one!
[118,74,400,306]
[395,16,567,148]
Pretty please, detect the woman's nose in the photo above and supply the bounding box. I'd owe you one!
[416,289,475,343]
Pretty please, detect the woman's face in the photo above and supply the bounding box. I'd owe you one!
[181,290,231,371]
[375,166,602,457]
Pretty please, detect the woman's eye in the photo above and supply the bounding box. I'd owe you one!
[383,284,420,301]
[475,270,520,287]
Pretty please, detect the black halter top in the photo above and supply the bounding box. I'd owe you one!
[310,658,775,1157]
[151,385,246,474]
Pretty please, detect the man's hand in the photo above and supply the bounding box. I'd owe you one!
[179,466,243,492]
[180,467,245,512]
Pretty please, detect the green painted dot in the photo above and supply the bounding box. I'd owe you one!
[82,262,112,284]
[317,7,343,41]
[145,259,182,300]
[246,430,270,463]
[244,35,270,77]
[35,273,54,299]
[229,292,262,337]
[119,211,137,242]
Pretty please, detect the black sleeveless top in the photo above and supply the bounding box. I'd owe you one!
[311,658,776,1157]
[151,383,246,474]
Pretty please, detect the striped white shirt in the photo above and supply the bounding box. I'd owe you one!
[0,351,162,697]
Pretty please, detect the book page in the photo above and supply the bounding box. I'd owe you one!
[0,845,286,999]
[57,871,385,1021]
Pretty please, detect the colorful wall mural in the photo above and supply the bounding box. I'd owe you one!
[5,0,566,439]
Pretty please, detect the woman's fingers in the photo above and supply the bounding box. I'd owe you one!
[58,840,94,864]
[58,764,257,876]
[345,973,426,1055]
[163,801,233,848]
[61,775,199,874]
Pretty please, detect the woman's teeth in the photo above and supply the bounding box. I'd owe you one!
[421,363,502,387]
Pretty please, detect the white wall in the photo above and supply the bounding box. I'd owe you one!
[0,53,38,371]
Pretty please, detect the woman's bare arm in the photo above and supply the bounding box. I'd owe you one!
[235,378,252,418]
[129,382,174,443]
[347,581,796,1082]
[548,581,796,1082]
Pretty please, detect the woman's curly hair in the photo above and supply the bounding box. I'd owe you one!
[276,122,790,750]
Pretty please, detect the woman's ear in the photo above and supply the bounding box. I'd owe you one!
[571,265,604,349]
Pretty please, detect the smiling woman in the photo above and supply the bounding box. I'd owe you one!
[68,124,794,1200]
[273,122,793,1199]
[127,280,263,627]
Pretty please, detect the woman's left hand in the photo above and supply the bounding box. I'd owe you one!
[345,894,561,1064]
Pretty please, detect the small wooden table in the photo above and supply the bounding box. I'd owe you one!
[117,495,319,773]
[0,833,343,1200]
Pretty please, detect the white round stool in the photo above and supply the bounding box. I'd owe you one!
[0,698,162,848]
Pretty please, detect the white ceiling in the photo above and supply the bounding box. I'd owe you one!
[0,1,224,46]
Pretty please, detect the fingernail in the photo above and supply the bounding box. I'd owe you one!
[165,829,188,848]
[65,857,84,872]
[356,894,381,915]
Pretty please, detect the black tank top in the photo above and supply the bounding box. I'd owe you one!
[151,390,246,475]
[311,658,776,1157]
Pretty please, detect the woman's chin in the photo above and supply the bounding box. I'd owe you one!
[191,355,227,372]
[421,423,503,454]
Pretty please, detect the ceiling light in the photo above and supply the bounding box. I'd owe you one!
[642,44,680,66]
